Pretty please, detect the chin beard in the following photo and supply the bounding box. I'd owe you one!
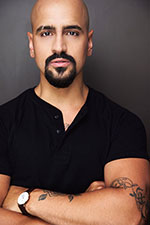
[44,52,77,88]
[45,66,76,88]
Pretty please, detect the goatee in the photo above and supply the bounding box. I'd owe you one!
[45,52,76,88]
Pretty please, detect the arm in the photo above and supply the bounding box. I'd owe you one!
[3,158,150,225]
[0,174,50,225]
[26,158,150,225]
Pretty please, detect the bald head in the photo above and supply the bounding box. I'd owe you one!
[31,0,90,32]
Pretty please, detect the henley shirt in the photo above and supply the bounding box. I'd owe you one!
[0,87,148,194]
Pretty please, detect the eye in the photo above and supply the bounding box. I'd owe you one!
[40,31,53,37]
[66,31,79,36]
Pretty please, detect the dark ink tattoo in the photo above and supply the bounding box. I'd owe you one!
[111,177,150,222]
[64,123,70,131]
[68,194,81,202]
[39,194,47,201]
[38,190,65,201]
[38,190,81,203]
[68,194,74,202]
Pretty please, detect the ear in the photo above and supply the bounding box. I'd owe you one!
[87,30,94,56]
[27,32,35,58]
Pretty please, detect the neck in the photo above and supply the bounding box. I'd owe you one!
[35,73,88,110]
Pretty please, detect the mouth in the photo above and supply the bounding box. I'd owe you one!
[50,58,71,68]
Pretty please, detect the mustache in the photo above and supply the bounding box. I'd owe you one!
[45,52,76,68]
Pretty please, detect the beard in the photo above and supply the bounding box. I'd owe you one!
[45,52,77,88]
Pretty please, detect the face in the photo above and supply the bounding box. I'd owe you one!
[28,0,93,88]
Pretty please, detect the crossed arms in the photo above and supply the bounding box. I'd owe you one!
[1,158,150,225]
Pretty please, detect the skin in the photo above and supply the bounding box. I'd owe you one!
[31,0,90,32]
[27,0,93,126]
[2,159,150,225]
[0,1,94,224]
[0,1,150,225]
[29,0,92,69]
[29,0,94,201]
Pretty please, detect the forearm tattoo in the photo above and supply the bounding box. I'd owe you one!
[111,177,150,223]
[38,190,81,203]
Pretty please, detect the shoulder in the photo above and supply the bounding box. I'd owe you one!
[0,88,34,129]
[89,87,126,114]
[89,87,148,158]
[0,88,33,113]
[89,87,144,127]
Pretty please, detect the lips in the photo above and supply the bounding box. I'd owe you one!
[50,58,71,68]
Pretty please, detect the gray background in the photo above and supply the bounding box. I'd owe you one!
[0,0,150,156]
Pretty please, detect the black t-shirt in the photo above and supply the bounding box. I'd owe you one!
[0,87,148,194]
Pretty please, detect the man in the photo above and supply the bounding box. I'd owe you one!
[0,0,149,224]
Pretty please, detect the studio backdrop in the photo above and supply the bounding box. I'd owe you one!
[0,0,150,156]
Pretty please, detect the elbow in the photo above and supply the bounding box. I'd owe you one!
[126,211,146,225]
[135,215,150,225]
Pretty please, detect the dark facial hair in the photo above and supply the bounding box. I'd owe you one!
[45,52,76,88]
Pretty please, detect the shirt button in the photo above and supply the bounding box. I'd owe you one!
[56,129,61,134]
[54,115,59,119]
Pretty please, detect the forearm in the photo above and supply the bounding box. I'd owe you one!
[0,207,50,225]
[26,187,143,225]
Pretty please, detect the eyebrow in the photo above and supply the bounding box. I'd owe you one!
[64,25,82,31]
[36,25,82,34]
[36,26,54,34]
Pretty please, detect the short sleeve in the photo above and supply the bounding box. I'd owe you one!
[0,108,12,176]
[105,110,149,164]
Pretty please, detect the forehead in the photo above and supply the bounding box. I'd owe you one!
[32,0,87,31]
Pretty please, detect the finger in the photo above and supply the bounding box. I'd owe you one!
[86,185,104,192]
[86,181,106,192]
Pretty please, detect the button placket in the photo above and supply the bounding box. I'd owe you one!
[53,112,64,135]
[54,115,59,120]
[56,129,61,134]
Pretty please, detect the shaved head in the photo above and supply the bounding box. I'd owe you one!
[31,0,89,32]
[27,0,93,88]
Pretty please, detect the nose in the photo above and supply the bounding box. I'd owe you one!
[52,34,67,55]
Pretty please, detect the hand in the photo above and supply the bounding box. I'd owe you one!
[3,185,27,213]
[86,181,106,192]
[3,186,54,225]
